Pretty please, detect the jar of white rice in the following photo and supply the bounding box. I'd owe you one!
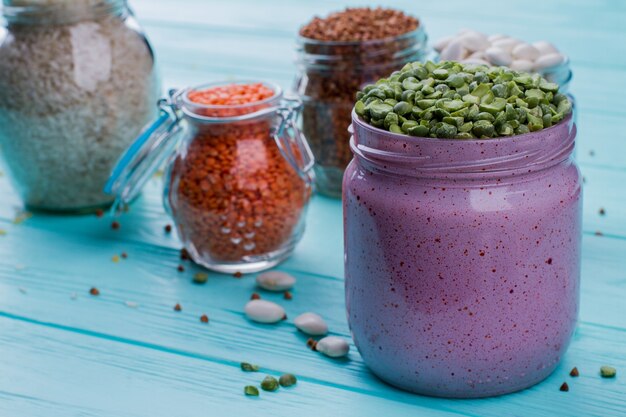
[0,0,160,212]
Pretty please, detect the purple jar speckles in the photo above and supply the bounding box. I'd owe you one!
[343,112,581,398]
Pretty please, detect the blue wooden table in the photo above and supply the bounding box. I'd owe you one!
[1,1,625,415]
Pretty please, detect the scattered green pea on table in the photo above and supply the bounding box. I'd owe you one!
[354,60,572,139]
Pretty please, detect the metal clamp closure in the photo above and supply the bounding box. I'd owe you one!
[273,97,315,185]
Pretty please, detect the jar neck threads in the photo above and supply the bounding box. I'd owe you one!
[296,27,428,72]
[2,0,127,25]
[180,81,284,123]
[350,111,576,180]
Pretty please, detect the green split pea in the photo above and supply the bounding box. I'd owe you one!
[261,375,280,392]
[600,366,617,378]
[240,362,260,372]
[354,60,572,139]
[279,373,297,387]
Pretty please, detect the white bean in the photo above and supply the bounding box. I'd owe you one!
[315,336,350,358]
[440,39,466,61]
[534,53,565,70]
[532,40,559,55]
[460,48,472,60]
[294,312,328,336]
[510,59,534,72]
[484,47,512,66]
[244,299,286,323]
[433,35,454,53]
[512,43,540,61]
[491,38,519,53]
[459,31,490,52]
[468,51,486,60]
[256,271,295,292]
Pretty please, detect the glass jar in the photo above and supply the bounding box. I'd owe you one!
[294,27,428,198]
[0,0,160,212]
[344,111,581,398]
[106,82,314,273]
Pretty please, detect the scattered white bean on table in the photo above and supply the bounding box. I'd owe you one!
[294,312,329,336]
[244,299,286,323]
[315,336,350,358]
[256,270,296,292]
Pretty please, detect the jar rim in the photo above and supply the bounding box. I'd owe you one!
[352,108,572,144]
[180,80,287,123]
[1,0,126,23]
[295,27,428,71]
[181,80,283,111]
[350,109,576,178]
[297,26,424,47]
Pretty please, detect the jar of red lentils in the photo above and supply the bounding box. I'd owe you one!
[106,81,314,273]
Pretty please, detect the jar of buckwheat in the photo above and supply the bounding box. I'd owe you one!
[294,7,428,197]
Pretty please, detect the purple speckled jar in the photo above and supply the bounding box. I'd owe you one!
[343,112,581,398]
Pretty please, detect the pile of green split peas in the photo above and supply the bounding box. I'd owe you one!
[354,60,573,139]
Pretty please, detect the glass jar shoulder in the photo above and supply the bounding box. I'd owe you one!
[344,157,582,221]
[0,13,157,102]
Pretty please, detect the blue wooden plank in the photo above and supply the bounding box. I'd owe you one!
[1,195,626,416]
[1,0,625,415]
[0,317,470,417]
[0,289,625,416]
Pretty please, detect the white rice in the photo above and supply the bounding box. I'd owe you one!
[0,5,160,210]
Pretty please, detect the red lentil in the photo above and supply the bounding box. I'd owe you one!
[89,287,100,296]
[284,291,293,300]
[559,382,569,392]
[233,271,243,279]
[174,303,182,311]
[121,252,128,259]
[200,314,209,323]
[250,293,261,300]
[165,224,173,233]
[95,208,104,217]
[169,83,309,263]
[570,367,579,377]
[177,265,185,272]
[111,221,120,230]
[180,248,190,260]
